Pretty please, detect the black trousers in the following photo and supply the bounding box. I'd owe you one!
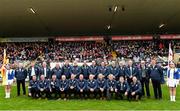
[50,88,59,99]
[60,90,68,99]
[129,91,141,100]
[77,89,86,99]
[140,78,150,97]
[68,88,77,99]
[17,79,26,96]
[106,89,116,100]
[39,88,50,98]
[116,90,128,100]
[152,79,162,99]
[29,88,38,98]
[87,89,98,98]
[97,89,106,98]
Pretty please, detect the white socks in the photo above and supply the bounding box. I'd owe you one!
[170,96,172,101]
[173,96,176,102]
[5,92,10,98]
[170,96,176,102]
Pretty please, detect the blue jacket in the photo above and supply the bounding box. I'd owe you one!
[69,79,77,88]
[107,79,117,89]
[87,79,98,90]
[116,81,130,92]
[138,66,150,80]
[97,78,107,89]
[15,68,27,80]
[59,79,69,90]
[81,65,90,79]
[52,67,63,79]
[108,66,120,77]
[97,66,109,77]
[70,66,81,77]
[88,65,98,76]
[38,80,50,90]
[148,65,163,81]
[76,79,87,91]
[28,66,39,80]
[29,80,38,89]
[167,68,179,80]
[8,69,15,80]
[50,79,59,89]
[119,66,125,77]
[130,81,142,94]
[62,65,72,78]
[39,67,51,79]
[125,66,139,78]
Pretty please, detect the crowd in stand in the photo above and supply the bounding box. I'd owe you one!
[0,40,179,64]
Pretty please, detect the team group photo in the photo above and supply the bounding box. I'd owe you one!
[0,0,180,110]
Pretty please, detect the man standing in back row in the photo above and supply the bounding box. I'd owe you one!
[139,60,150,98]
[15,63,27,96]
[148,58,163,99]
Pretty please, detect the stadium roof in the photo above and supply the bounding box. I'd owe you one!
[0,0,180,37]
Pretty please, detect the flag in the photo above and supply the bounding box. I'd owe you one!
[3,49,7,64]
[168,43,173,66]
[1,49,9,85]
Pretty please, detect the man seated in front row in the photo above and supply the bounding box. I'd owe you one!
[68,74,77,99]
[49,74,59,99]
[106,74,117,100]
[76,74,87,99]
[59,75,69,100]
[116,76,130,100]
[37,75,50,99]
[97,73,107,100]
[87,74,98,99]
[129,76,142,101]
[28,75,38,98]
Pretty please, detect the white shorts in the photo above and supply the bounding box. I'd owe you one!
[7,80,14,85]
[167,79,177,88]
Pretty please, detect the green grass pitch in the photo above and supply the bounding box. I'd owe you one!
[0,84,180,110]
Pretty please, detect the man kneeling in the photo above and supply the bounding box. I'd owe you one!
[49,74,59,99]
[59,75,69,100]
[87,74,98,99]
[97,74,107,100]
[38,75,50,99]
[129,76,142,101]
[116,76,130,100]
[76,74,87,99]
[28,75,38,98]
[106,74,117,100]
